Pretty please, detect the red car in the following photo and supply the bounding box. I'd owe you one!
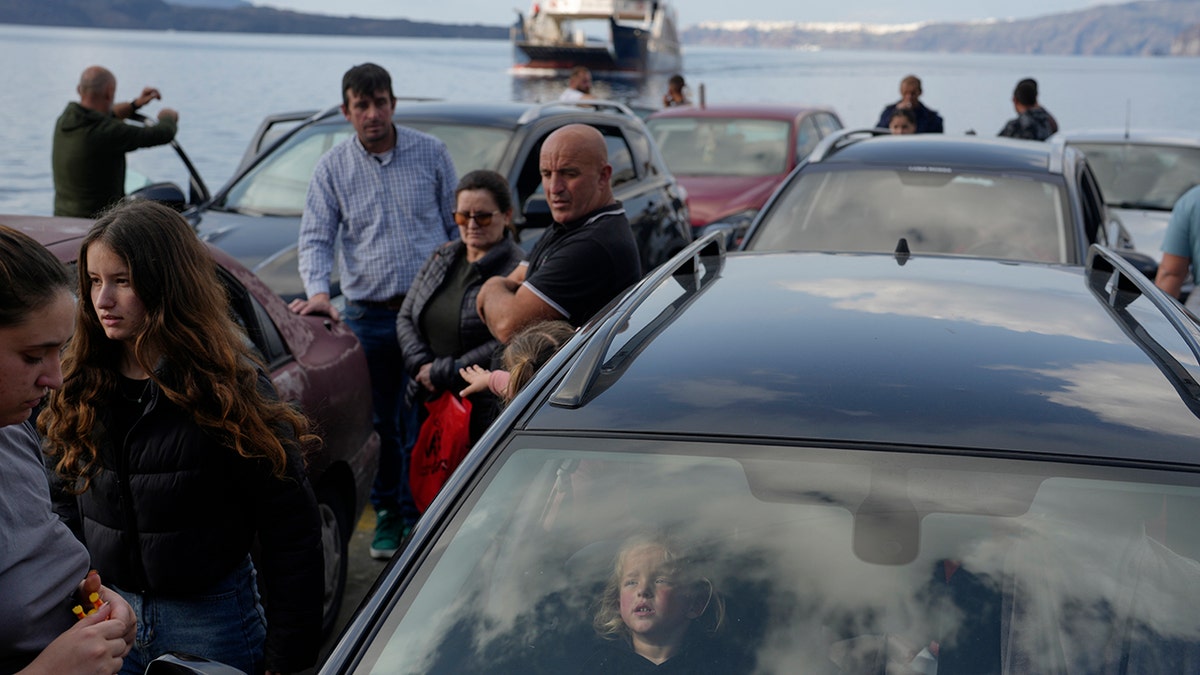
[646,103,843,242]
[4,213,378,638]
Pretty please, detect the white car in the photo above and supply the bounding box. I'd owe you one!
[1056,129,1200,257]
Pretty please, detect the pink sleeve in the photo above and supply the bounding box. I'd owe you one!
[489,370,511,397]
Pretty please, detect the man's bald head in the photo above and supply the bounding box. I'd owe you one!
[77,65,116,114]
[539,124,614,224]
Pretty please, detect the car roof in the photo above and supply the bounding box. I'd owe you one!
[1,213,92,258]
[304,99,645,131]
[647,103,836,122]
[814,132,1067,175]
[1056,128,1200,147]
[520,240,1200,466]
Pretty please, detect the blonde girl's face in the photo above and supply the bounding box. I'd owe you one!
[617,543,697,652]
[87,242,148,346]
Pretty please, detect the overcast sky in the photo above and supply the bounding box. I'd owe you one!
[254,0,1117,27]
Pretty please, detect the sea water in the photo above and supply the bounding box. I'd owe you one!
[2,24,1197,215]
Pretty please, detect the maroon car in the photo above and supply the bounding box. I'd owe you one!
[4,213,378,637]
[646,103,843,242]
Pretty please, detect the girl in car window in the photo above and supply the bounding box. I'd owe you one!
[580,530,747,674]
[458,319,575,403]
[40,200,323,675]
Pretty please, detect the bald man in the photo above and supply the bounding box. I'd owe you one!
[477,124,641,342]
[52,66,179,218]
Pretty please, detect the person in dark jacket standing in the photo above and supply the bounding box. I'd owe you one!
[998,79,1056,141]
[40,201,323,675]
[397,170,525,446]
[52,66,179,218]
[875,75,944,134]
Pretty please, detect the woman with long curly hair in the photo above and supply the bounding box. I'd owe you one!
[39,200,323,675]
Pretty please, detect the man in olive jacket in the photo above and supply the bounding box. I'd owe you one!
[52,65,180,218]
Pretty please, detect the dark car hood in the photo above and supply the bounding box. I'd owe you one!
[189,208,308,299]
[677,174,787,227]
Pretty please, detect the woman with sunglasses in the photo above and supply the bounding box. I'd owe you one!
[396,170,525,449]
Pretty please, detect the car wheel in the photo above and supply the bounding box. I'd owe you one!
[317,487,350,638]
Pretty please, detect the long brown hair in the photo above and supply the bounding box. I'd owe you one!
[40,200,314,490]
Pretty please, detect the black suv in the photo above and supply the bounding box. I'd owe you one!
[740,128,1157,274]
[286,234,1200,674]
[184,100,691,299]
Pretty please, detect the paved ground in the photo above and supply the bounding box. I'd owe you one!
[300,506,389,674]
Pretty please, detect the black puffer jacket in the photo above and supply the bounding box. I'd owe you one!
[53,369,323,673]
[397,235,524,397]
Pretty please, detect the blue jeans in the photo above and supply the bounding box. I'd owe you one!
[116,556,266,675]
[343,302,420,524]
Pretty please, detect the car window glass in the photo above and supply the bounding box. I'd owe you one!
[647,117,791,177]
[796,117,821,161]
[223,125,352,216]
[124,143,194,201]
[352,439,1200,674]
[602,130,637,188]
[816,113,843,137]
[1079,164,1106,245]
[1071,142,1200,210]
[746,168,1070,263]
[217,268,289,366]
[401,122,512,176]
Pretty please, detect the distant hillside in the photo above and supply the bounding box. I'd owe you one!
[0,0,508,38]
[684,0,1200,56]
[2,0,1198,55]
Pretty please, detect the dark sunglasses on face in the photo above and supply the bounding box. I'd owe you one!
[453,211,501,227]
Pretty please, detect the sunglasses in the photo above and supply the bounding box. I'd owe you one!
[453,211,501,227]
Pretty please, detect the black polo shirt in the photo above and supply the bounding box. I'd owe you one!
[523,201,642,327]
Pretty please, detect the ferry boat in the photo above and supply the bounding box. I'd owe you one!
[511,0,683,77]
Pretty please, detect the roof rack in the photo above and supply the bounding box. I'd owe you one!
[549,231,726,409]
[517,99,639,125]
[807,127,892,163]
[1085,244,1200,414]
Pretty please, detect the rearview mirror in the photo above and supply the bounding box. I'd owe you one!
[1119,250,1158,280]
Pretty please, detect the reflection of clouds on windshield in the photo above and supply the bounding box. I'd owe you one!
[1025,361,1199,435]
[661,377,785,407]
[777,278,1123,344]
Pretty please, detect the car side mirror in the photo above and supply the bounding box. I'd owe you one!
[1118,250,1158,280]
[521,195,554,230]
[126,182,188,212]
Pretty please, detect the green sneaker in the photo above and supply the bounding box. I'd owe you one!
[369,509,403,560]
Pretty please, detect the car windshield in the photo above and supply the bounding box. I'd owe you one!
[353,438,1200,674]
[220,121,512,216]
[1070,142,1200,211]
[648,117,792,177]
[746,168,1071,263]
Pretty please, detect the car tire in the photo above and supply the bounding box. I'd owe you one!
[317,485,351,638]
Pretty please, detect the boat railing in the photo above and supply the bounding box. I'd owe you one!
[538,0,654,20]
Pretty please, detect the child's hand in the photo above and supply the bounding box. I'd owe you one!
[459,365,491,397]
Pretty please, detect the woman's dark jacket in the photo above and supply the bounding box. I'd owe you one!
[51,368,323,673]
[397,235,524,399]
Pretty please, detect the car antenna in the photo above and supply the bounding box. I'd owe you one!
[894,237,911,265]
[1124,99,1131,140]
